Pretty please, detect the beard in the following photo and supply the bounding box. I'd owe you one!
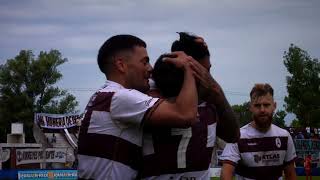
[253,113,273,130]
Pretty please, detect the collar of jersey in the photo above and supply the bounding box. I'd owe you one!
[103,80,125,89]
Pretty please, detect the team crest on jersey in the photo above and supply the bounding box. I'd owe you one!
[275,137,281,148]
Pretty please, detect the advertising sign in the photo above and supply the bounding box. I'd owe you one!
[34,113,83,129]
[16,148,66,165]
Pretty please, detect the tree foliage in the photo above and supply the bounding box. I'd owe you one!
[283,44,320,128]
[290,119,302,128]
[273,110,286,128]
[232,102,252,127]
[0,50,78,142]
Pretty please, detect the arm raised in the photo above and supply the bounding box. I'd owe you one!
[145,51,198,128]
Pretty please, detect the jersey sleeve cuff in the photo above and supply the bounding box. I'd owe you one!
[221,160,237,166]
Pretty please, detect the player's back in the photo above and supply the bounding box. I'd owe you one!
[141,102,218,180]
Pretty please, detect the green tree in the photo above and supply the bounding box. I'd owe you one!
[290,119,302,128]
[273,110,286,128]
[283,44,320,127]
[232,102,252,127]
[0,50,78,142]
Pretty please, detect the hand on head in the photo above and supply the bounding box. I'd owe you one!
[162,51,194,69]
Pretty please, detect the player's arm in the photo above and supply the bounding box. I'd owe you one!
[213,85,240,143]
[219,143,240,180]
[284,134,297,180]
[283,161,297,180]
[220,162,235,180]
[191,60,239,142]
[145,51,198,128]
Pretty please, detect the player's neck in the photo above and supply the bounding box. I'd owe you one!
[250,121,271,133]
[107,74,127,88]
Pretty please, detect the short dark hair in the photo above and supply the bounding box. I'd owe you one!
[97,34,146,75]
[153,32,209,97]
[171,32,210,60]
[250,83,274,100]
[152,54,184,97]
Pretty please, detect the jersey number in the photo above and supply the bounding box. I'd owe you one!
[171,128,192,168]
[171,124,216,169]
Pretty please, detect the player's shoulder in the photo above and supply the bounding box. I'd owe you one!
[238,124,252,138]
[98,81,154,105]
[270,124,290,136]
[240,123,251,132]
[111,87,151,102]
[116,88,146,97]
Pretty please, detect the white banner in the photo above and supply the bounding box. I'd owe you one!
[34,113,83,129]
[16,148,67,165]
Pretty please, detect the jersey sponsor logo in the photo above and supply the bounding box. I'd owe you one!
[275,137,281,148]
[253,153,280,163]
[254,154,262,163]
[144,98,153,107]
[247,142,257,146]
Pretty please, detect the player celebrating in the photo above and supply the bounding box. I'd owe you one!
[140,32,239,179]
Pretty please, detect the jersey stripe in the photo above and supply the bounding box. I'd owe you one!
[78,133,141,170]
[236,164,283,179]
[238,136,288,153]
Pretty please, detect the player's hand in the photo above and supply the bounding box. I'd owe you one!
[162,51,194,69]
[189,60,223,98]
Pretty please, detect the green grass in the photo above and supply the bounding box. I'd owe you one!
[211,176,320,180]
[297,177,320,180]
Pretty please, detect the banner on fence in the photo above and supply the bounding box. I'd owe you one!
[34,113,83,129]
[16,148,67,165]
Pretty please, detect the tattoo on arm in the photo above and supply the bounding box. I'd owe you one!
[215,96,240,143]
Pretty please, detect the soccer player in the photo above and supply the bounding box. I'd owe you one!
[304,154,312,180]
[219,83,297,180]
[77,34,202,180]
[140,32,240,179]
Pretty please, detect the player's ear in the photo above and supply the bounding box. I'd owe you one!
[114,57,127,73]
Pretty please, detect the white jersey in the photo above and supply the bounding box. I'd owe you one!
[219,124,296,180]
[77,80,159,180]
[141,102,218,180]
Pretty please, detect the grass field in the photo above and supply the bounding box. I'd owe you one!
[297,177,320,180]
[211,177,320,180]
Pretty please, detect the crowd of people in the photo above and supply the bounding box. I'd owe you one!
[76,33,299,179]
[288,127,320,140]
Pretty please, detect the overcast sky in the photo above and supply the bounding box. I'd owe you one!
[1,0,319,124]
